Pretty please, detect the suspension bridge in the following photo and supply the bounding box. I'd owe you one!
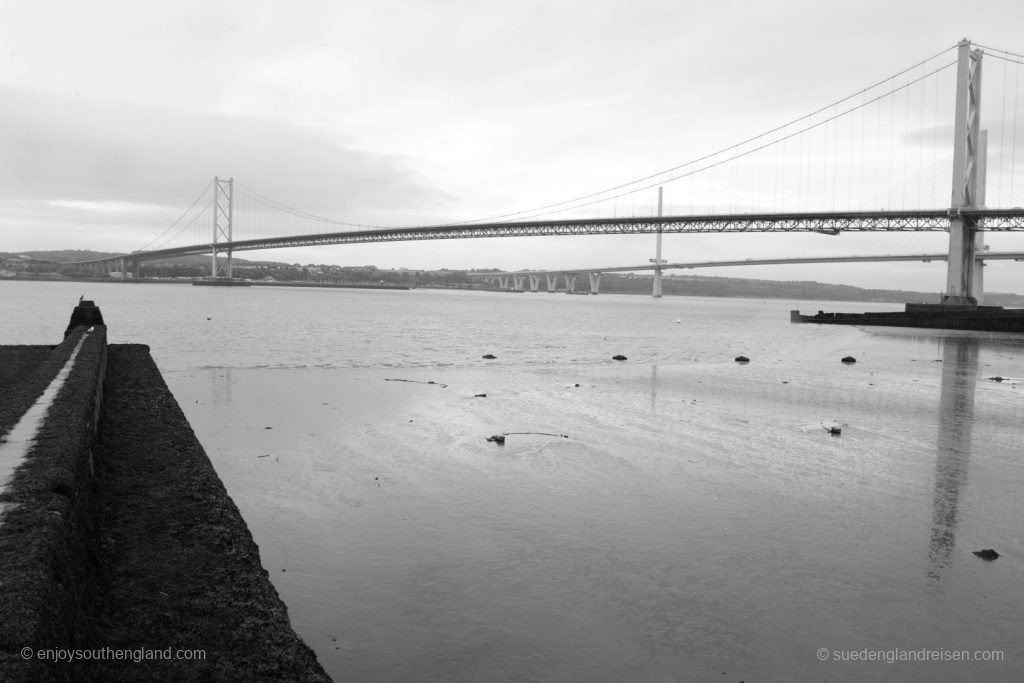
[67,40,1024,303]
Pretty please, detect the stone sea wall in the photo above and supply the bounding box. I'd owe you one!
[0,305,328,681]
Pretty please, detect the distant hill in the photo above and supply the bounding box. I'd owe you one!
[0,249,124,264]
[599,272,1024,307]
[0,250,266,267]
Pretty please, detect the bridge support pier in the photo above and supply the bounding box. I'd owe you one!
[546,274,557,292]
[942,40,983,307]
[972,131,988,306]
[588,272,601,295]
[512,275,525,291]
[528,275,541,292]
[652,187,665,298]
[564,273,576,293]
[498,276,510,290]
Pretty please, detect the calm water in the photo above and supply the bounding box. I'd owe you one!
[3,280,1024,682]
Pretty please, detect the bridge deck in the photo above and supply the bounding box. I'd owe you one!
[63,208,1024,266]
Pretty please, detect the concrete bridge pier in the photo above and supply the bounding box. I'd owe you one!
[512,275,525,291]
[528,275,541,292]
[942,40,984,306]
[588,272,601,295]
[652,186,665,298]
[497,276,510,290]
[546,274,558,293]
[971,131,988,305]
[564,273,576,293]
[116,256,139,281]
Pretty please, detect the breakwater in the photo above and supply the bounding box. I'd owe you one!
[0,302,328,681]
[791,303,1024,332]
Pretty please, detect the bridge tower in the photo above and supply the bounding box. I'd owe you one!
[972,131,988,304]
[942,40,984,306]
[211,177,234,278]
[650,187,666,298]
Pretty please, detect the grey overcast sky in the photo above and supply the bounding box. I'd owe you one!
[3,0,1024,292]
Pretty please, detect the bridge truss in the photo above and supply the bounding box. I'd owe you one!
[87,208,1024,267]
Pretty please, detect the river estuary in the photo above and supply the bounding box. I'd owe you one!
[3,280,1023,682]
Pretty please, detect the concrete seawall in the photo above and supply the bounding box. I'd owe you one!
[0,304,328,681]
[0,323,108,681]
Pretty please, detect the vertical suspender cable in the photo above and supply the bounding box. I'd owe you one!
[921,65,929,206]
[998,56,1009,206]
[1012,61,1020,204]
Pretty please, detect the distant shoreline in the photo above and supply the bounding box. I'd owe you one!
[4,274,1024,307]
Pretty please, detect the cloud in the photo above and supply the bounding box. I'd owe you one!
[0,86,452,250]
[0,86,444,209]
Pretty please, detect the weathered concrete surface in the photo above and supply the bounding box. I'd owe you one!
[0,345,67,437]
[1,314,328,682]
[0,326,108,682]
[86,344,328,681]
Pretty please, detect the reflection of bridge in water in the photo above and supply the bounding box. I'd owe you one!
[929,336,977,582]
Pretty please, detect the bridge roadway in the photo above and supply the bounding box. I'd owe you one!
[66,208,1024,268]
[473,252,1024,294]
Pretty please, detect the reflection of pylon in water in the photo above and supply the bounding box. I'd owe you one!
[211,367,233,407]
[212,177,234,278]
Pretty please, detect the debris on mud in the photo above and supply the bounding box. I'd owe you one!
[385,378,448,388]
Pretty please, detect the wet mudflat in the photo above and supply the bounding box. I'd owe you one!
[4,281,1024,682]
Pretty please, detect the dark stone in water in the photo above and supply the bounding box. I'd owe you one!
[612,354,627,361]
[841,356,857,363]
[973,549,1000,561]
[482,354,497,359]
[735,356,749,363]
